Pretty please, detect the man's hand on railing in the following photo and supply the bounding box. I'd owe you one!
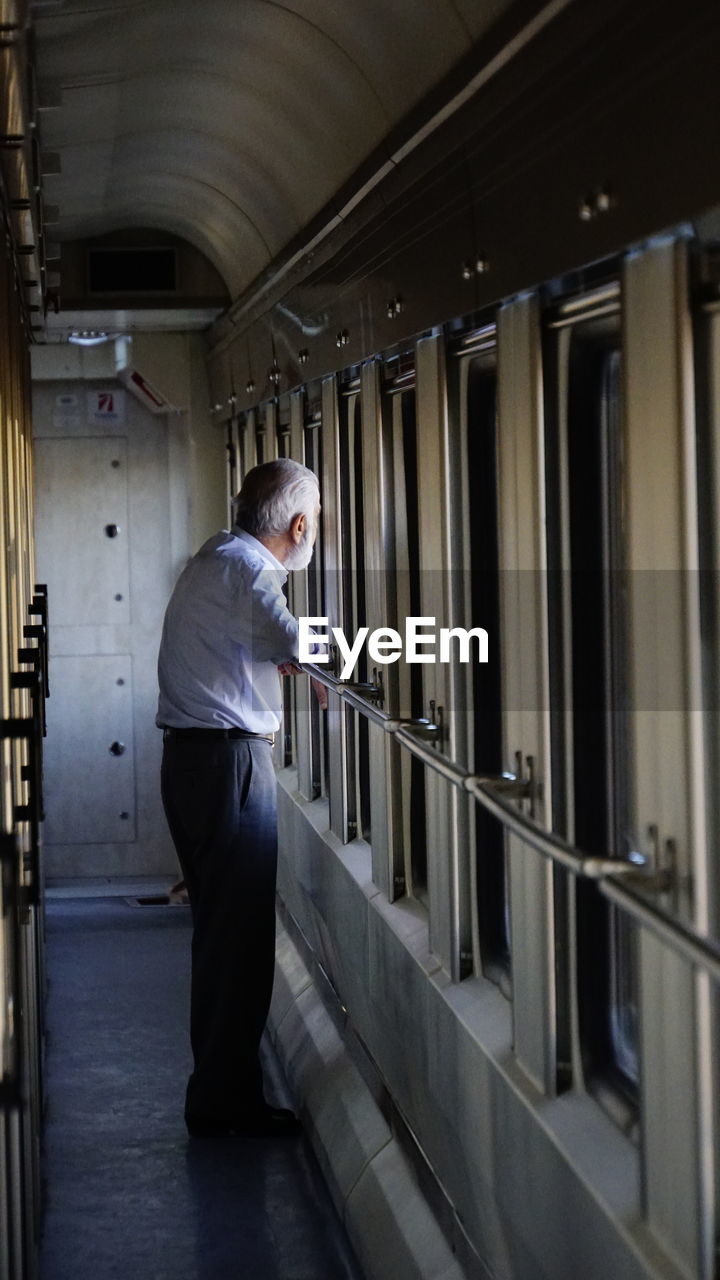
[277,661,328,709]
[311,677,328,710]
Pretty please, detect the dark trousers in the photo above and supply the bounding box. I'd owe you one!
[160,736,278,1123]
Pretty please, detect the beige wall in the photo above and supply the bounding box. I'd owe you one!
[127,332,227,559]
[31,331,227,879]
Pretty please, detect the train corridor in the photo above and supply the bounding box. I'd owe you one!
[39,885,362,1280]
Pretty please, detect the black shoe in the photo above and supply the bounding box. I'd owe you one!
[186,1104,301,1138]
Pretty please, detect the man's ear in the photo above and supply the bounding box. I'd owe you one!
[289,512,306,544]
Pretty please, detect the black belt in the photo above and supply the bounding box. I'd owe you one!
[162,726,275,744]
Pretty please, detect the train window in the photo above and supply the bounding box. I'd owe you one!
[255,424,266,465]
[698,305,720,934]
[338,384,370,840]
[277,426,291,459]
[239,410,257,476]
[304,416,327,798]
[226,418,237,512]
[276,423,295,765]
[545,288,639,1103]
[386,366,427,898]
[461,348,509,986]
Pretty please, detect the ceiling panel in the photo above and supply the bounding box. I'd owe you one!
[33,0,515,298]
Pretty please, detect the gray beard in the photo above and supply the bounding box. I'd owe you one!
[284,527,314,572]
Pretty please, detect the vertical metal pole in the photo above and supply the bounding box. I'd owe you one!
[624,238,715,1278]
[321,376,353,840]
[290,392,313,800]
[496,295,557,1094]
[415,335,471,979]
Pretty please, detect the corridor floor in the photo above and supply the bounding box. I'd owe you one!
[39,890,362,1280]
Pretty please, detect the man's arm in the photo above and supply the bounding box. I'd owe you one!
[229,562,300,664]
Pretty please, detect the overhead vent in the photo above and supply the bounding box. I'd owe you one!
[87,246,177,295]
[114,336,178,414]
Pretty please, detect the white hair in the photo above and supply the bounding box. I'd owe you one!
[233,458,319,538]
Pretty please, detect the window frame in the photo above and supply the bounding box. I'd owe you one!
[543,282,640,1116]
[451,330,510,990]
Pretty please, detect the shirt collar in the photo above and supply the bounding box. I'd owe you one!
[231,526,287,579]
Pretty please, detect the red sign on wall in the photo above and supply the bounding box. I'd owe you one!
[87,389,126,426]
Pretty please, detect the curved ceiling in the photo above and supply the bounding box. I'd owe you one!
[33,0,512,299]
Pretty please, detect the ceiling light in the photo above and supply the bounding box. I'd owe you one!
[68,330,111,347]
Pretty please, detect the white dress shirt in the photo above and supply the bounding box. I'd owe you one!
[156,527,299,732]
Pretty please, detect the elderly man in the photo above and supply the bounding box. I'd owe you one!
[157,457,320,1138]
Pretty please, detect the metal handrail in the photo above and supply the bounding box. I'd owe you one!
[303,661,645,878]
[394,723,642,880]
[299,661,720,981]
[304,664,391,728]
